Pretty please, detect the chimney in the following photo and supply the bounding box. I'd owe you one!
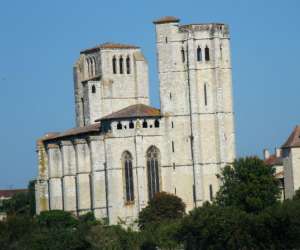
[275,148,282,158]
[263,149,270,160]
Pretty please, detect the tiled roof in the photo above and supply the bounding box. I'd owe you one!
[96,104,161,121]
[81,42,139,54]
[153,16,180,24]
[265,155,283,166]
[41,123,100,141]
[282,125,300,148]
[0,189,27,198]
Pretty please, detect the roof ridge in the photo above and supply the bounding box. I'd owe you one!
[282,125,300,148]
[80,42,139,54]
[96,103,161,121]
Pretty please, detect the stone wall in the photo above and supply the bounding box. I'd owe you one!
[36,18,236,224]
[154,20,235,205]
[74,48,150,127]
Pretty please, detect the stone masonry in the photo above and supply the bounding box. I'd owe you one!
[35,16,236,225]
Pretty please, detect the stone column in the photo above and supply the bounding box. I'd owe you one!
[36,141,50,213]
[88,136,107,220]
[134,133,147,212]
[60,141,77,213]
[47,143,63,210]
[74,138,91,214]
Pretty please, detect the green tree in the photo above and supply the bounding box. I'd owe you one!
[0,215,36,250]
[2,180,36,217]
[138,192,185,230]
[176,203,258,250]
[2,192,29,216]
[32,210,90,250]
[216,157,280,213]
[86,224,141,250]
[258,199,300,249]
[293,187,300,200]
[27,180,36,216]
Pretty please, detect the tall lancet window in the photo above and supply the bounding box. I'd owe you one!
[197,46,202,61]
[126,56,131,74]
[147,146,160,200]
[92,57,97,75]
[119,56,124,74]
[205,46,210,61]
[112,56,117,74]
[86,58,91,77]
[123,151,134,202]
[90,58,94,76]
[181,47,185,62]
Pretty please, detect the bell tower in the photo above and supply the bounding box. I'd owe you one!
[154,17,236,205]
[73,43,150,127]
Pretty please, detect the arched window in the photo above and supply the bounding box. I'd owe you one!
[92,57,97,75]
[146,146,160,200]
[142,120,148,128]
[205,46,210,61]
[220,45,223,60]
[117,122,122,130]
[126,56,130,74]
[112,56,117,74]
[86,59,90,77]
[91,85,96,93]
[154,120,160,128]
[119,56,124,74]
[81,97,85,126]
[129,121,134,129]
[122,151,134,202]
[197,46,202,61]
[181,47,185,62]
[90,58,94,76]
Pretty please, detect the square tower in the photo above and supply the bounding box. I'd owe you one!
[74,43,150,126]
[154,17,236,205]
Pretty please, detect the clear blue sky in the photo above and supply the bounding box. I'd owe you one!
[0,0,299,189]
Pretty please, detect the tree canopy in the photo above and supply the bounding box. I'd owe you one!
[215,157,280,213]
[138,192,185,230]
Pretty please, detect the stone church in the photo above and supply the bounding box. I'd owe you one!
[35,16,236,224]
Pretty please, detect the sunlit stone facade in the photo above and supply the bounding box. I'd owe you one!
[35,16,236,225]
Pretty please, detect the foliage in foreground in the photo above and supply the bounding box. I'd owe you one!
[138,191,185,230]
[1,157,300,250]
[216,157,280,213]
[1,180,36,216]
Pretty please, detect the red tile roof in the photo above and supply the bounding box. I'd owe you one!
[282,125,300,148]
[96,104,161,121]
[0,189,27,198]
[81,42,139,54]
[153,16,180,24]
[265,155,283,166]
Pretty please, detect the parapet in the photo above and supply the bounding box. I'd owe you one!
[80,42,140,54]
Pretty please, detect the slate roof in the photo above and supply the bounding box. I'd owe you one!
[282,125,300,148]
[0,189,27,198]
[96,104,161,121]
[153,16,180,24]
[41,123,100,141]
[81,42,139,54]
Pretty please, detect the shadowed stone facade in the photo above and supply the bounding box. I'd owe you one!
[35,16,236,224]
